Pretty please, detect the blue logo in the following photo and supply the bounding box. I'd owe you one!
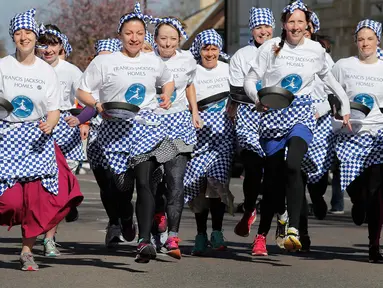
[125,83,146,106]
[354,94,374,110]
[170,88,177,103]
[11,95,34,118]
[206,99,226,112]
[256,80,262,91]
[281,74,302,94]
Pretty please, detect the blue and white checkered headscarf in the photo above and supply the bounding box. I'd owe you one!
[377,47,383,60]
[151,17,189,40]
[310,11,320,33]
[144,31,155,48]
[282,0,308,14]
[355,19,382,42]
[95,38,122,54]
[62,35,73,57]
[189,29,229,62]
[117,2,152,33]
[249,8,275,31]
[9,8,39,40]
[39,24,66,45]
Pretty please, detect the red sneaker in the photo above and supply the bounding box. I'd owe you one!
[234,209,257,237]
[162,236,181,259]
[251,234,268,256]
[154,212,167,233]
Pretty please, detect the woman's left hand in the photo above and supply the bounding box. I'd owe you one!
[64,115,80,127]
[192,111,203,129]
[342,114,352,131]
[39,120,54,134]
[159,94,172,110]
[79,124,90,140]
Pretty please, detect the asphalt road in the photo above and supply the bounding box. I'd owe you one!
[1,174,383,288]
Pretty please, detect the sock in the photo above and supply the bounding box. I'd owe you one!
[168,231,178,238]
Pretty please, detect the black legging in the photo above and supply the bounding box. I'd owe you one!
[258,136,308,234]
[163,154,188,233]
[93,166,134,226]
[195,198,226,234]
[241,149,264,212]
[347,164,383,247]
[135,159,157,242]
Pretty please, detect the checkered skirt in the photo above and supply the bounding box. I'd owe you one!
[302,113,336,183]
[97,110,166,174]
[336,130,383,191]
[53,111,85,161]
[260,94,316,139]
[0,120,58,196]
[86,115,107,170]
[184,110,235,203]
[235,104,265,157]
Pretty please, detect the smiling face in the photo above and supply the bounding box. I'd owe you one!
[303,22,314,39]
[13,29,36,56]
[155,24,180,58]
[251,24,273,45]
[357,27,379,59]
[119,19,145,57]
[283,9,308,45]
[200,44,220,69]
[41,42,62,65]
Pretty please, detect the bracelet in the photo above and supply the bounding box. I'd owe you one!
[93,101,99,110]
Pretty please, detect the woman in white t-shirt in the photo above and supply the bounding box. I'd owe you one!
[244,0,350,252]
[332,19,383,263]
[149,16,200,259]
[0,8,83,271]
[184,29,235,256]
[77,3,174,263]
[229,7,289,257]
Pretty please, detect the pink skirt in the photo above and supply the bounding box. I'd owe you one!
[0,144,83,238]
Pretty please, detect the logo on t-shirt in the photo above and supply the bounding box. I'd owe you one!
[125,83,146,106]
[206,99,226,113]
[170,88,177,103]
[281,74,302,94]
[11,95,34,118]
[256,80,262,91]
[353,93,374,110]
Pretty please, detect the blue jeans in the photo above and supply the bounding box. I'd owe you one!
[331,162,344,211]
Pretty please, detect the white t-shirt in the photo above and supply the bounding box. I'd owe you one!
[332,56,383,134]
[0,55,61,122]
[54,59,82,110]
[229,43,258,86]
[244,37,350,116]
[155,49,196,114]
[312,53,334,117]
[79,51,173,110]
[195,61,230,102]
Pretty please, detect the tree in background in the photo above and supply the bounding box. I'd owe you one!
[0,39,7,58]
[46,0,156,70]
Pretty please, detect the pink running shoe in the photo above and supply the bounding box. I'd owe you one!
[162,236,181,259]
[154,212,168,233]
[251,234,268,256]
[234,209,257,237]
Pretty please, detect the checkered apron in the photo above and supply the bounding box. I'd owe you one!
[97,110,166,174]
[0,120,58,196]
[184,106,235,203]
[86,115,107,170]
[52,111,85,161]
[336,130,383,191]
[259,94,316,139]
[301,113,336,183]
[235,104,265,157]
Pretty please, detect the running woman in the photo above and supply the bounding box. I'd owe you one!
[244,0,350,252]
[0,8,83,271]
[77,2,174,263]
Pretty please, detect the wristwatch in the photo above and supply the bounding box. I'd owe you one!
[93,101,99,110]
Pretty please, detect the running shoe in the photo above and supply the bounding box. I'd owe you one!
[43,238,60,257]
[251,234,268,256]
[299,234,311,252]
[154,212,167,233]
[275,213,289,249]
[351,203,366,226]
[121,218,136,242]
[369,246,383,263]
[151,230,168,252]
[162,236,181,259]
[210,231,227,251]
[105,223,124,248]
[328,209,344,215]
[20,252,39,271]
[191,234,208,256]
[284,227,302,252]
[135,239,157,263]
[234,209,257,237]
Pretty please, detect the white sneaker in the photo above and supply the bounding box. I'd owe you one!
[105,224,124,248]
[275,211,289,249]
